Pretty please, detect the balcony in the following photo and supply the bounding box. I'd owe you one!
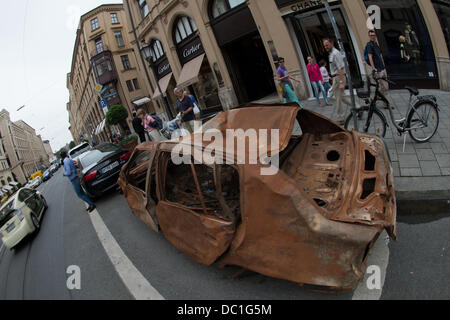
[91,49,118,86]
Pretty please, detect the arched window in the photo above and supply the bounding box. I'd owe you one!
[149,39,165,63]
[210,0,246,19]
[173,16,198,44]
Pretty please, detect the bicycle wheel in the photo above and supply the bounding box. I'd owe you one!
[345,108,387,138]
[407,101,439,143]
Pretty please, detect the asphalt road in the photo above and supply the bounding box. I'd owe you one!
[0,169,448,300]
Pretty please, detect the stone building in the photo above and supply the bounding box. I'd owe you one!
[0,110,50,187]
[67,3,154,144]
[122,0,449,115]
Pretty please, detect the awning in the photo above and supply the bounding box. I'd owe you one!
[3,186,13,191]
[176,54,205,88]
[132,97,151,106]
[152,72,173,99]
[9,182,19,186]
[95,119,106,135]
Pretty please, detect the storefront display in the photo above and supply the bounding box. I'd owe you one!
[364,0,438,87]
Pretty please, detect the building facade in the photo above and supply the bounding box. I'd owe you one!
[0,110,50,187]
[43,140,56,164]
[67,4,155,144]
[123,0,449,114]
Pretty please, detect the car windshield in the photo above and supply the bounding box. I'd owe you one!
[70,144,91,159]
[79,144,119,169]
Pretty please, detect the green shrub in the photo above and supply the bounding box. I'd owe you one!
[106,105,128,126]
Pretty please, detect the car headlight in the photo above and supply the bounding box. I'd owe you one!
[15,208,24,221]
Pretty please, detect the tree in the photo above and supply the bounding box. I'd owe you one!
[69,141,76,149]
[106,104,129,134]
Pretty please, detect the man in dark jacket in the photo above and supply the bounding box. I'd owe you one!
[132,110,146,144]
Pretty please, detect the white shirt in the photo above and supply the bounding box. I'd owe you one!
[329,47,346,76]
[320,66,330,82]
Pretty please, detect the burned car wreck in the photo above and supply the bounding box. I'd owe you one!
[118,104,397,291]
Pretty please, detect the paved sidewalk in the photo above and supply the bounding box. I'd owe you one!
[259,89,450,202]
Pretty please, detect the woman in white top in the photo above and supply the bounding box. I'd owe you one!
[319,59,333,105]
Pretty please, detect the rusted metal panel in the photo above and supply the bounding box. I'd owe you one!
[156,201,236,266]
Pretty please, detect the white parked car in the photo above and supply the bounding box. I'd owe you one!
[26,177,42,189]
[0,188,47,250]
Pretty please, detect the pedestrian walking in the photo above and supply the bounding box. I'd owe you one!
[306,56,330,107]
[365,29,391,109]
[276,57,302,106]
[61,151,96,213]
[174,87,196,133]
[132,110,146,144]
[323,38,361,125]
[136,109,165,142]
[319,60,333,104]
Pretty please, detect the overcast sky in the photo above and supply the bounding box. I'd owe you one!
[0,0,123,152]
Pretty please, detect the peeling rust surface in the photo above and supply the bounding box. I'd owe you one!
[118,105,397,291]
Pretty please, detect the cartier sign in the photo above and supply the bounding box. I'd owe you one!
[276,0,326,15]
[155,56,172,79]
[177,35,205,66]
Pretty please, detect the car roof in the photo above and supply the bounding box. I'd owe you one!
[69,142,90,154]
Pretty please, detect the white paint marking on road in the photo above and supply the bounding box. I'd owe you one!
[87,206,165,300]
[352,230,390,300]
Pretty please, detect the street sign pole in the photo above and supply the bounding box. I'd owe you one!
[323,0,359,131]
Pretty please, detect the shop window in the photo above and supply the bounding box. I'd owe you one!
[173,16,197,44]
[210,0,246,19]
[364,0,438,80]
[432,0,450,55]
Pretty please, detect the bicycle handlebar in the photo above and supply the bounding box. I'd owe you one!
[372,74,396,86]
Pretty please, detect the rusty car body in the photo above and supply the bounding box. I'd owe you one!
[118,104,397,291]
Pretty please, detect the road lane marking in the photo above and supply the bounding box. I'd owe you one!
[87,205,165,300]
[352,231,390,300]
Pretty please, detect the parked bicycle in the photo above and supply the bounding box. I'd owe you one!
[345,75,440,143]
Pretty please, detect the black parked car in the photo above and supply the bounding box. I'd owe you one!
[78,143,131,199]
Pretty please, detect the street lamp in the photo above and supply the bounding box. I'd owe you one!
[140,41,174,119]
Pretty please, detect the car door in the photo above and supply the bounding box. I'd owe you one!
[19,189,43,218]
[155,152,237,266]
[123,148,159,232]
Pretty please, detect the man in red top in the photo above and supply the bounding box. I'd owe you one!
[307,56,331,107]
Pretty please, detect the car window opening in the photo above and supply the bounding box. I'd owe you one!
[164,157,240,223]
[361,178,377,200]
[128,151,152,191]
[365,150,376,171]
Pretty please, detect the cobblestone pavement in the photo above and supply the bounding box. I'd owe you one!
[297,89,450,178]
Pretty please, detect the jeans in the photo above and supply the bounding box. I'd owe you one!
[311,81,328,105]
[323,81,332,96]
[71,178,94,207]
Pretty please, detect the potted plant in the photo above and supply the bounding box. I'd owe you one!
[105,104,130,135]
[118,135,139,153]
